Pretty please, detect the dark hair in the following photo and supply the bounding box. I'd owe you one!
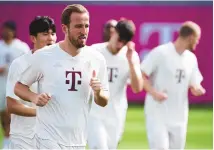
[29,16,56,36]
[115,20,135,44]
[2,20,16,31]
[61,4,89,26]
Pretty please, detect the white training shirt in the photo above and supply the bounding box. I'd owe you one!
[90,42,140,122]
[6,51,37,138]
[141,42,203,124]
[0,39,29,90]
[18,43,109,146]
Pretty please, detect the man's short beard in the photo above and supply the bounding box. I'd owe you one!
[68,35,85,49]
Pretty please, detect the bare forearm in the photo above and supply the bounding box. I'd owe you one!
[15,82,37,103]
[129,63,144,93]
[142,73,156,95]
[94,90,109,107]
[7,97,36,117]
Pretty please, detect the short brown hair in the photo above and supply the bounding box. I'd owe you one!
[179,21,201,38]
[61,4,89,25]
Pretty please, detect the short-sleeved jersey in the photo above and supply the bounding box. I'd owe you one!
[0,39,29,86]
[141,42,203,124]
[90,43,140,121]
[18,43,109,146]
[6,51,37,138]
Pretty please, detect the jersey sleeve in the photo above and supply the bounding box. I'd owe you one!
[140,47,161,76]
[21,42,30,54]
[18,53,43,86]
[189,57,203,86]
[6,60,21,100]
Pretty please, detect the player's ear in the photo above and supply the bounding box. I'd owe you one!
[62,24,68,34]
[30,35,36,44]
[187,35,193,43]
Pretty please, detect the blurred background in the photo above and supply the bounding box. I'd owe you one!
[0,1,213,149]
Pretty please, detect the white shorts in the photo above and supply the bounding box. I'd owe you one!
[7,135,36,149]
[146,116,187,150]
[87,112,126,149]
[36,136,85,150]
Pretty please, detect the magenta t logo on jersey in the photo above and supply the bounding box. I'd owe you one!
[65,71,82,91]
[107,67,118,83]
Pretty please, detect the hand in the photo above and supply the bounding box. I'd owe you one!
[190,85,206,96]
[151,90,168,102]
[126,41,136,64]
[32,93,51,107]
[90,70,102,94]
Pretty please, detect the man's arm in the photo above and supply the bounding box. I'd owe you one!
[126,42,143,93]
[6,61,36,117]
[189,57,205,96]
[7,97,36,117]
[15,82,51,107]
[14,52,51,107]
[140,46,167,101]
[142,72,167,101]
[14,82,38,103]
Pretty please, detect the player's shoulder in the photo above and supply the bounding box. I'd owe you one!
[13,39,29,48]
[11,51,31,66]
[90,42,108,52]
[84,45,106,61]
[150,42,173,56]
[33,43,58,57]
[184,50,197,61]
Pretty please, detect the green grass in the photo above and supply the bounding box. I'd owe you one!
[0,105,212,149]
[118,105,213,149]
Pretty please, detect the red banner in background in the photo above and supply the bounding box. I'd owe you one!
[0,3,212,103]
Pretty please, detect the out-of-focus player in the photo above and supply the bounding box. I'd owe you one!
[6,16,57,149]
[0,20,30,147]
[88,19,143,149]
[141,21,205,150]
[103,19,118,42]
[14,4,109,149]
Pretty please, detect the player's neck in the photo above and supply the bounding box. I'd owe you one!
[107,43,117,55]
[173,38,187,55]
[32,48,37,54]
[4,38,13,45]
[59,40,81,57]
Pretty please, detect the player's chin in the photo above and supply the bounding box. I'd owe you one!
[77,43,86,49]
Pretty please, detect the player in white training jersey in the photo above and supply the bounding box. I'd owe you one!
[141,21,206,150]
[0,20,30,147]
[6,16,57,149]
[14,4,109,149]
[88,19,143,149]
[92,19,118,51]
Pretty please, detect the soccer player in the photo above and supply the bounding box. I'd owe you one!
[0,20,30,147]
[141,21,205,150]
[88,19,143,149]
[14,4,109,149]
[6,16,57,149]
